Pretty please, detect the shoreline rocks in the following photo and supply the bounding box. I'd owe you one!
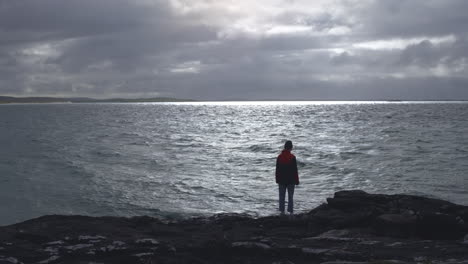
[1,190,467,263]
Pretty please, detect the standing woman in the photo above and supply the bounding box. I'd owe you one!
[275,140,300,216]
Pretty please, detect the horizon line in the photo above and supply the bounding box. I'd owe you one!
[1,95,468,102]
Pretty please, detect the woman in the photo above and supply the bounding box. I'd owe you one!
[275,140,299,216]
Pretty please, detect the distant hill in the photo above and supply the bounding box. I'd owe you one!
[0,96,194,104]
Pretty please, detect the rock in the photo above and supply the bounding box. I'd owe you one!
[64,243,93,251]
[312,207,374,228]
[317,229,352,238]
[112,241,125,246]
[413,256,427,262]
[155,243,176,254]
[377,213,412,224]
[320,260,409,264]
[385,242,404,247]
[272,261,295,264]
[78,235,106,241]
[135,238,159,245]
[319,262,369,264]
[38,255,59,264]
[0,257,22,264]
[358,240,380,245]
[44,246,59,255]
[374,213,417,238]
[301,247,329,254]
[44,241,64,246]
[327,190,388,210]
[99,242,127,252]
[231,242,271,250]
[324,249,362,260]
[416,213,464,239]
[0,190,467,263]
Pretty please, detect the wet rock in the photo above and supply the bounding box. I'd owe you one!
[99,241,127,252]
[37,255,59,264]
[320,260,409,264]
[374,213,417,238]
[319,262,369,264]
[416,213,464,239]
[135,238,159,245]
[358,240,380,245]
[156,243,176,254]
[324,249,362,260]
[78,235,106,241]
[385,242,404,247]
[0,257,22,264]
[317,229,352,238]
[64,243,93,251]
[44,241,64,246]
[301,247,329,255]
[231,242,271,250]
[311,207,374,228]
[273,261,295,264]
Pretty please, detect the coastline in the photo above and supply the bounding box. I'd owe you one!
[1,190,467,264]
[2,95,468,104]
[0,96,194,104]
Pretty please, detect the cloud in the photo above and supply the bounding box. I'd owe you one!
[0,0,467,99]
[361,0,468,38]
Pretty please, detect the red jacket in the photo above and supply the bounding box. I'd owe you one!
[275,150,299,185]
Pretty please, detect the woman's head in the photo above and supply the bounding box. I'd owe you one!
[284,140,293,150]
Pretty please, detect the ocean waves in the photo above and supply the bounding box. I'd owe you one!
[1,102,468,225]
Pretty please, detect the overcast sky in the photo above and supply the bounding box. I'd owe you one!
[1,0,468,100]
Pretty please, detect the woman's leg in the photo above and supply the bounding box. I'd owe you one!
[278,184,287,214]
[287,184,295,213]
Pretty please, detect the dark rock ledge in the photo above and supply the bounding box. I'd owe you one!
[1,190,468,264]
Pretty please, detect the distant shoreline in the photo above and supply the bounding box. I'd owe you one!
[0,96,195,104]
[1,96,468,104]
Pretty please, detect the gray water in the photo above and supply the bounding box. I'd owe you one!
[1,101,467,226]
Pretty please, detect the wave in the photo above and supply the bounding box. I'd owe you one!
[119,132,141,137]
[173,181,207,195]
[91,150,122,158]
[455,148,467,153]
[128,141,150,146]
[248,144,274,153]
[339,151,364,160]
[381,128,401,134]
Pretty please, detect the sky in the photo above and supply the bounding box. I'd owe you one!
[1,0,468,100]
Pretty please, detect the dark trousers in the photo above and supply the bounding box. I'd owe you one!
[278,184,295,213]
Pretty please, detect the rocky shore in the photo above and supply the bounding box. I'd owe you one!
[1,190,468,264]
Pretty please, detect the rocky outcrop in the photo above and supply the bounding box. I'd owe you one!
[0,190,467,264]
[311,190,468,240]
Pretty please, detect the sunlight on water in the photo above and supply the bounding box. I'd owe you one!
[156,101,383,105]
[143,101,468,106]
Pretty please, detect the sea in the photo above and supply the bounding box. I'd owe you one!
[1,101,467,226]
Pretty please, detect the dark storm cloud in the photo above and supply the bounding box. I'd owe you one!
[362,0,468,38]
[52,24,217,73]
[0,0,160,45]
[398,37,468,71]
[0,0,467,99]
